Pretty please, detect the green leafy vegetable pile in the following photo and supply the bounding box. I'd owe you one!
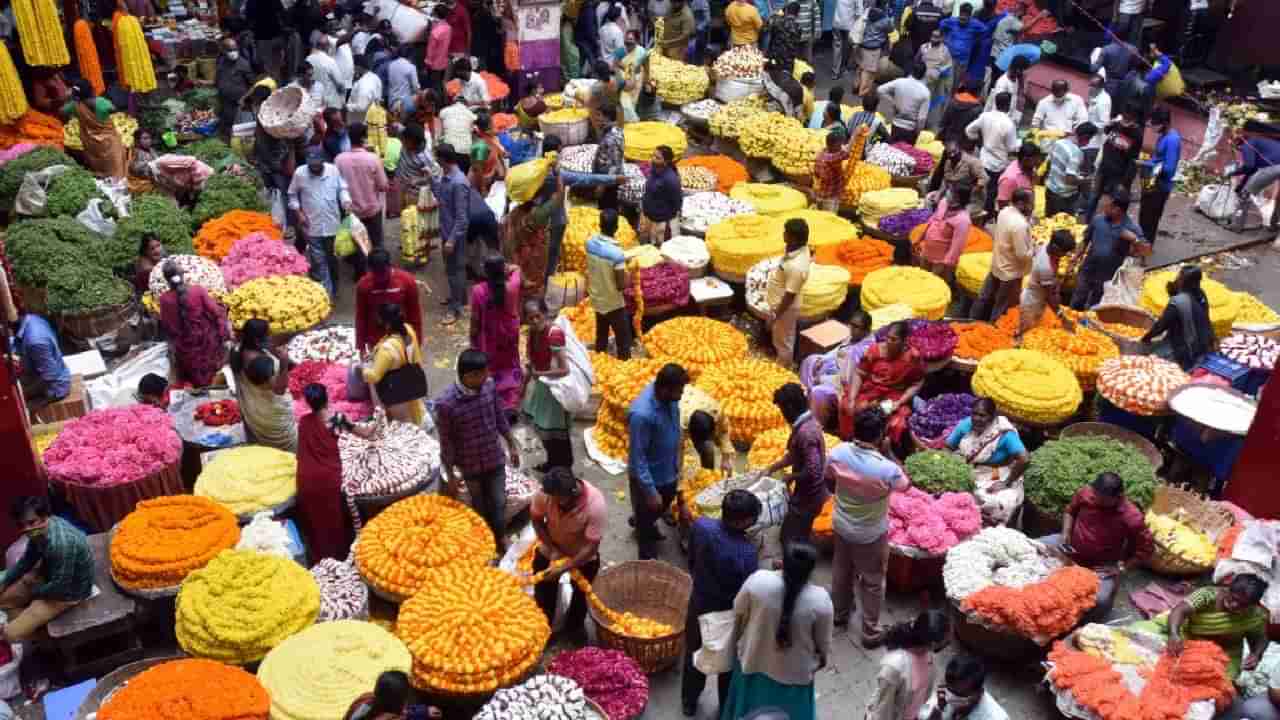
[192,174,266,230]
[180,88,220,112]
[6,218,106,286]
[0,147,74,209]
[1024,437,1156,517]
[109,194,195,272]
[903,450,975,494]
[45,167,106,217]
[45,265,132,314]
[179,138,238,170]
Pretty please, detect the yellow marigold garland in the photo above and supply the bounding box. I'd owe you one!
[697,359,798,444]
[746,425,841,469]
[0,44,28,125]
[643,316,748,380]
[73,20,105,96]
[861,266,952,320]
[1021,326,1119,390]
[115,13,157,93]
[561,206,638,273]
[195,445,298,517]
[354,495,495,599]
[705,213,785,277]
[176,549,320,664]
[729,183,808,216]
[110,495,240,590]
[972,349,1083,425]
[12,0,68,67]
[1140,270,1240,338]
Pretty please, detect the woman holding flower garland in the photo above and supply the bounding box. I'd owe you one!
[231,319,298,452]
[864,610,950,720]
[944,397,1028,526]
[1158,573,1270,679]
[157,260,231,388]
[841,321,925,452]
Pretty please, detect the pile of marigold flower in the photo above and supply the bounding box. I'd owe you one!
[643,317,747,380]
[861,266,951,321]
[995,306,1062,335]
[746,425,841,470]
[110,495,239,590]
[176,549,320,664]
[951,322,1013,361]
[193,210,280,262]
[962,565,1099,640]
[1022,327,1120,390]
[697,359,798,445]
[679,155,748,194]
[395,566,549,694]
[572,569,674,638]
[561,206,639,272]
[97,658,270,720]
[1141,269,1240,338]
[814,236,894,285]
[590,359,666,460]
[354,495,495,599]
[195,445,298,517]
[972,349,1082,425]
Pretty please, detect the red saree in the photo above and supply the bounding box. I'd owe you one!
[840,343,926,442]
[295,412,353,563]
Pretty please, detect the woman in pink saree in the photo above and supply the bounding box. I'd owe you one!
[470,254,524,413]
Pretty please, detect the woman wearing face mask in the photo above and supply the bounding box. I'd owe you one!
[158,260,231,387]
[865,610,950,720]
[943,396,1028,526]
[918,655,1009,720]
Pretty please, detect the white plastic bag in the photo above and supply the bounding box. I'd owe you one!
[692,610,736,675]
[498,526,573,631]
[348,212,371,255]
[271,188,288,228]
[541,316,595,415]
[1100,257,1145,307]
[76,198,118,236]
[13,164,71,216]
[1196,183,1239,223]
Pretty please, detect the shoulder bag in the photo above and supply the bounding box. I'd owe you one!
[375,339,429,405]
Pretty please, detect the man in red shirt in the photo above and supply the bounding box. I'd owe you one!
[354,249,425,352]
[1042,472,1153,622]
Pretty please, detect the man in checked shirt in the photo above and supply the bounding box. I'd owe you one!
[436,349,521,552]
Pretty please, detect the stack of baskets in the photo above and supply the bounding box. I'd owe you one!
[587,560,692,673]
[1146,483,1234,576]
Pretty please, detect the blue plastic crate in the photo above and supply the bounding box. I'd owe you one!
[1196,352,1270,396]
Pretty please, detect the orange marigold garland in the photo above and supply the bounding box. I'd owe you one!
[73,20,105,96]
[813,237,894,285]
[110,495,240,589]
[962,565,1099,640]
[194,210,280,262]
[97,658,270,720]
[952,322,1013,360]
[995,305,1062,336]
[354,494,495,599]
[678,155,748,194]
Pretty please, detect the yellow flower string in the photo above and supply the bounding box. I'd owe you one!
[12,0,69,66]
[116,14,157,93]
[0,44,28,125]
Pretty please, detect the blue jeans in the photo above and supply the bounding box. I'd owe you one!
[546,221,566,285]
[444,234,468,314]
[307,235,337,298]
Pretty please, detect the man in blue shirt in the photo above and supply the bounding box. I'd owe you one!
[1230,134,1280,231]
[627,363,689,559]
[640,145,682,245]
[1138,108,1180,245]
[677,489,761,716]
[1070,190,1149,310]
[12,311,71,415]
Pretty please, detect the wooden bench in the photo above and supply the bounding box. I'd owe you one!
[45,533,141,681]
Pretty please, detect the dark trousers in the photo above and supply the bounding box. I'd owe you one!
[1071,274,1107,310]
[629,475,676,560]
[540,433,575,468]
[984,168,1004,216]
[1115,11,1144,47]
[350,211,385,281]
[889,125,919,145]
[1090,168,1136,219]
[426,68,446,97]
[595,308,634,360]
[464,466,507,546]
[1045,189,1079,218]
[681,597,732,711]
[444,232,468,314]
[1139,186,1171,246]
[780,507,818,549]
[532,551,599,632]
[971,273,1021,322]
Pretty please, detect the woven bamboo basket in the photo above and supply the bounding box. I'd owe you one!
[588,560,692,673]
[1090,304,1156,355]
[57,296,135,342]
[1060,421,1163,471]
[1145,483,1235,576]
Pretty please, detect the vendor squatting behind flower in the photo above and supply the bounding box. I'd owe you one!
[0,496,93,642]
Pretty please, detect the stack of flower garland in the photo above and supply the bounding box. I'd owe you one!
[44,405,182,487]
[705,214,785,277]
[776,209,858,256]
[339,414,440,529]
[729,183,807,216]
[221,231,309,290]
[738,112,800,158]
[944,527,1098,642]
[876,319,958,362]
[1022,327,1120,390]
[257,620,412,720]
[97,659,270,720]
[110,495,239,592]
[1095,355,1189,415]
[561,206,639,272]
[697,359,799,445]
[395,566,549,694]
[679,155,748,194]
[955,253,993,296]
[193,210,279,262]
[643,317,747,381]
[745,257,849,319]
[311,559,369,622]
[682,192,755,234]
[287,326,359,365]
[995,306,1062,336]
[708,95,767,141]
[226,275,331,333]
[590,358,666,460]
[288,360,373,419]
[972,349,1082,425]
[623,121,687,161]
[1141,270,1240,338]
[814,236,894,286]
[147,254,227,298]
[1234,292,1280,326]
[195,445,298,518]
[746,425,841,470]
[354,495,496,600]
[888,488,981,555]
[951,323,1013,361]
[861,266,951,321]
[176,549,320,663]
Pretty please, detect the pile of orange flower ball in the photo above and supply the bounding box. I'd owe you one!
[590,358,666,460]
[109,495,239,591]
[643,317,748,381]
[354,495,495,600]
[696,359,798,445]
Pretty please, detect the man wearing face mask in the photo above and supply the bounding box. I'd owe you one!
[918,655,1009,720]
[216,38,255,140]
[0,496,93,642]
[1032,79,1087,135]
[289,146,353,298]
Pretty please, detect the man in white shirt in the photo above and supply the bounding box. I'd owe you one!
[307,36,347,109]
[345,55,383,126]
[288,147,352,298]
[1032,79,1088,134]
[440,96,478,157]
[599,3,627,61]
[1115,0,1146,46]
[971,187,1033,322]
[385,45,420,117]
[877,61,932,145]
[985,54,1028,124]
[918,655,1010,720]
[455,59,490,109]
[966,91,1020,216]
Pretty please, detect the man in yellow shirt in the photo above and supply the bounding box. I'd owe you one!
[726,0,764,46]
[767,218,811,368]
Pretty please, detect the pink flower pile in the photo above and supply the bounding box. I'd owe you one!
[219,232,309,290]
[888,488,981,554]
[44,405,182,487]
[287,360,373,420]
[0,144,36,166]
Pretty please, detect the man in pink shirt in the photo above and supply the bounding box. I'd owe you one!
[426,6,452,95]
[918,184,973,285]
[447,0,472,59]
[335,123,389,279]
[996,142,1041,211]
[530,467,608,641]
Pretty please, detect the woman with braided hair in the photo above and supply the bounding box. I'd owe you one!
[157,259,230,387]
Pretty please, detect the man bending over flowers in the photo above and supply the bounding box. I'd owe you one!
[0,496,93,641]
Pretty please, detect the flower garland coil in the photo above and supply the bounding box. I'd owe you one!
[696,359,798,444]
[728,183,807,216]
[97,658,270,720]
[354,494,496,600]
[195,445,298,518]
[1140,270,1240,338]
[110,495,240,591]
[860,266,951,321]
[972,349,1082,425]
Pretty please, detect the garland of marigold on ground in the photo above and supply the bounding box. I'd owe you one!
[1047,638,1233,720]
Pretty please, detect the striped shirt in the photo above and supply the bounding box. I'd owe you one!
[1047,137,1085,197]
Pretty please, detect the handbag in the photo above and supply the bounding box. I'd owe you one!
[374,340,429,405]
